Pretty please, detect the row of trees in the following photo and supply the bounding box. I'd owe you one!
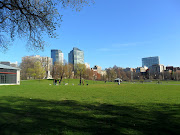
[105,66,131,82]
[52,63,97,85]
[105,65,180,81]
[20,57,105,85]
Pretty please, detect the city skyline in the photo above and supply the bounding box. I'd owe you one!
[0,0,180,69]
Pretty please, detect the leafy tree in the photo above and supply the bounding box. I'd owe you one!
[0,0,93,50]
[34,61,46,79]
[27,68,36,79]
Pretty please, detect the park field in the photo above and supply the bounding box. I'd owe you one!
[0,79,180,135]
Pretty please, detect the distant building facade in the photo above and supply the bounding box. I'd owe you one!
[0,61,18,67]
[85,63,90,69]
[136,66,148,73]
[68,47,84,68]
[93,65,102,74]
[101,70,107,76]
[0,61,10,66]
[51,49,64,65]
[10,61,18,67]
[0,64,20,85]
[142,56,160,68]
[123,67,134,72]
[149,64,165,74]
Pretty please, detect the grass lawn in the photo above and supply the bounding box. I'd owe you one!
[0,79,180,135]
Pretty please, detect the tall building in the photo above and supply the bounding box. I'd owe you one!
[51,49,64,65]
[68,47,84,66]
[142,56,160,68]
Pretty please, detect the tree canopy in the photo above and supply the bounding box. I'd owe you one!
[0,0,93,50]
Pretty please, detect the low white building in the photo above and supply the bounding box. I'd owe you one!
[0,64,20,85]
[85,63,90,69]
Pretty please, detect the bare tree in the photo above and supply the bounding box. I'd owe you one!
[75,63,86,85]
[0,0,93,50]
[20,57,35,80]
[67,63,73,79]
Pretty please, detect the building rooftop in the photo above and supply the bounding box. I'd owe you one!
[0,64,20,70]
[51,49,62,53]
[73,47,82,51]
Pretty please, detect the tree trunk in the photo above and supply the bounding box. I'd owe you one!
[80,73,81,85]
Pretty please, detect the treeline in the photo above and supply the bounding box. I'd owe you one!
[20,57,105,85]
[105,65,180,81]
[105,66,131,82]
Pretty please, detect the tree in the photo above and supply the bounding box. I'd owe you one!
[67,63,73,79]
[75,63,86,85]
[34,61,46,79]
[20,57,35,80]
[27,68,36,79]
[0,0,93,50]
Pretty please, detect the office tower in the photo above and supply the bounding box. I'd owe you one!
[142,56,160,68]
[68,47,84,66]
[51,49,64,65]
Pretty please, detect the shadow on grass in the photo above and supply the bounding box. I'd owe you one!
[0,96,180,135]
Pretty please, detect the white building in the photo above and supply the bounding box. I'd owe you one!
[101,70,107,76]
[0,64,20,85]
[10,61,18,67]
[136,66,148,73]
[85,63,90,69]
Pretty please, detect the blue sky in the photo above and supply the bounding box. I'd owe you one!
[1,0,180,69]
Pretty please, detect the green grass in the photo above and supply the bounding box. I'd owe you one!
[0,79,180,135]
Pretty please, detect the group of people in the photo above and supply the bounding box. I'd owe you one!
[53,79,61,85]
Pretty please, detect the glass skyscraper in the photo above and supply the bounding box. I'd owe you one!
[142,56,160,67]
[68,47,84,66]
[51,49,64,65]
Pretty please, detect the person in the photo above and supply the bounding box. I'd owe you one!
[59,80,61,85]
[55,79,57,85]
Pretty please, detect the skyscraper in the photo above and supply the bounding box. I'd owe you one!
[51,49,64,65]
[68,47,84,66]
[142,56,160,67]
